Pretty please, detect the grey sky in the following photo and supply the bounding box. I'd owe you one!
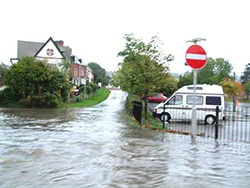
[1,0,250,76]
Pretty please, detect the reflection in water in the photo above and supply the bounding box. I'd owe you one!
[0,90,250,188]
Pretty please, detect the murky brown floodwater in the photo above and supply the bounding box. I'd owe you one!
[0,90,250,188]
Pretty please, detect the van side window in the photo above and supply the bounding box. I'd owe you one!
[167,95,183,105]
[187,95,203,105]
[206,96,221,105]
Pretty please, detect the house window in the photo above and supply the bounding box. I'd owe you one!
[81,69,85,77]
[74,68,78,77]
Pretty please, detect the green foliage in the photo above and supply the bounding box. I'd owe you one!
[88,62,111,85]
[220,78,244,98]
[57,58,72,81]
[79,82,98,99]
[118,34,174,64]
[0,87,16,106]
[178,71,193,88]
[0,63,8,86]
[177,58,233,88]
[240,63,250,84]
[86,85,93,94]
[158,77,178,97]
[88,82,98,92]
[21,93,59,108]
[243,81,250,100]
[197,57,233,84]
[124,93,141,115]
[113,34,174,120]
[3,57,70,108]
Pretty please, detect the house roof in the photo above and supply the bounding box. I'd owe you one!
[34,37,65,59]
[17,37,72,60]
[17,40,43,59]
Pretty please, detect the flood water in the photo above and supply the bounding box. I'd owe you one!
[0,90,250,188]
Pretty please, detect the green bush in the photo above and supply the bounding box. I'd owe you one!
[3,57,70,108]
[86,85,93,94]
[0,88,17,106]
[20,93,60,108]
[88,82,98,92]
[125,93,141,115]
[79,85,85,93]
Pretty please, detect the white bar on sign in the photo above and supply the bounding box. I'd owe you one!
[186,53,206,60]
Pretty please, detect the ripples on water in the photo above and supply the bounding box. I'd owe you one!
[0,90,250,188]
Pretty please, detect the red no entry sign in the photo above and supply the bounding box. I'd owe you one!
[185,44,207,69]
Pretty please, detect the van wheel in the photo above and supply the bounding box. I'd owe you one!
[160,113,171,122]
[205,115,216,125]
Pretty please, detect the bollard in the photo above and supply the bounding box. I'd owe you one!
[215,106,219,139]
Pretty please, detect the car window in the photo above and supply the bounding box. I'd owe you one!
[187,95,203,105]
[206,96,221,105]
[167,95,183,105]
[156,94,161,98]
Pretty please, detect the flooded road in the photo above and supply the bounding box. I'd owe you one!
[0,90,250,188]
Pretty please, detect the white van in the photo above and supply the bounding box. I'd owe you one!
[153,84,225,124]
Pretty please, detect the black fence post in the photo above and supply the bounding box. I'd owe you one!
[215,106,219,140]
[132,101,142,124]
[162,104,165,129]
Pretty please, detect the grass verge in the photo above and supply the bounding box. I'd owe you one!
[66,88,111,108]
[128,111,205,136]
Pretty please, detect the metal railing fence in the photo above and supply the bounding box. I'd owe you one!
[162,106,250,142]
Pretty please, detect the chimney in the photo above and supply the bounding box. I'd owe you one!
[55,40,64,46]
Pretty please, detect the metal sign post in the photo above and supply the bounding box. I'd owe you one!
[185,38,207,140]
[191,70,197,139]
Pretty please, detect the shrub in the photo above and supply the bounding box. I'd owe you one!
[88,82,98,92]
[19,93,60,108]
[125,93,141,115]
[3,57,70,108]
[86,85,93,94]
[0,87,17,106]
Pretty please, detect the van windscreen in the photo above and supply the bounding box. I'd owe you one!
[206,96,221,105]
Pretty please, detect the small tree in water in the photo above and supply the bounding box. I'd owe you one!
[112,34,174,120]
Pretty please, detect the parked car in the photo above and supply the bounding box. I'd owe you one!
[146,93,168,103]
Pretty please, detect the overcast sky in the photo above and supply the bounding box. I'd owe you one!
[1,0,250,77]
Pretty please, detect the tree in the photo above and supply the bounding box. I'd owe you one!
[112,34,174,120]
[220,78,244,98]
[240,63,250,84]
[178,71,193,88]
[197,57,233,84]
[243,81,250,100]
[0,62,9,86]
[88,62,111,86]
[4,57,70,107]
